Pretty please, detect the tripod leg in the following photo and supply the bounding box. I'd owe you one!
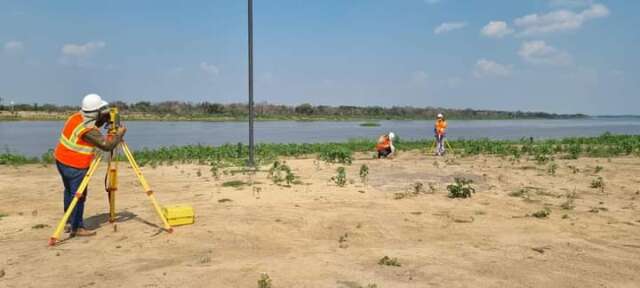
[107,152,118,223]
[430,140,436,154]
[49,155,103,246]
[121,142,173,233]
[446,139,455,155]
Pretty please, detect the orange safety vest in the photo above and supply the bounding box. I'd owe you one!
[376,135,391,151]
[54,112,98,169]
[435,119,447,135]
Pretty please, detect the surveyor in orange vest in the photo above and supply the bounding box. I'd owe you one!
[434,113,448,156]
[54,94,126,237]
[376,132,396,159]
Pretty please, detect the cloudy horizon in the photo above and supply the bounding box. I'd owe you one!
[0,0,637,115]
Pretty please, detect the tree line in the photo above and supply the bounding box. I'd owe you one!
[0,100,587,120]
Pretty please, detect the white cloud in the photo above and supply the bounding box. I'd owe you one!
[473,59,512,78]
[518,40,572,65]
[434,22,467,35]
[200,62,220,77]
[514,4,609,35]
[411,70,429,84]
[481,21,514,38]
[61,41,106,57]
[4,41,24,54]
[59,41,106,67]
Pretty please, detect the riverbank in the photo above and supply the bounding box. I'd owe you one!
[1,151,639,287]
[0,110,589,122]
[2,133,639,166]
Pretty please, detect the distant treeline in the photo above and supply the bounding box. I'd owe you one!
[0,101,588,120]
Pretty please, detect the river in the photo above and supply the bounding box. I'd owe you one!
[1,118,640,156]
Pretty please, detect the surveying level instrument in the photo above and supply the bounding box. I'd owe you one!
[48,107,173,246]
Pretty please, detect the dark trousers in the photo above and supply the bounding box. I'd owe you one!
[56,161,88,231]
[378,147,392,158]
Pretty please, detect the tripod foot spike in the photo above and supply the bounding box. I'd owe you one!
[167,228,174,233]
[48,237,57,246]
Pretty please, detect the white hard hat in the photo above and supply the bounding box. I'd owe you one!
[388,132,395,139]
[81,93,108,112]
[437,113,444,118]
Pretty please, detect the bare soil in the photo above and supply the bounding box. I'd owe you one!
[1,152,639,287]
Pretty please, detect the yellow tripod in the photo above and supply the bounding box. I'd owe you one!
[48,109,172,246]
[430,137,455,155]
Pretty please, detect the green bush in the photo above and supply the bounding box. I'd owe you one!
[359,164,369,184]
[447,178,476,198]
[3,133,640,167]
[378,256,401,267]
[268,161,296,186]
[531,207,551,218]
[319,146,353,164]
[332,167,347,187]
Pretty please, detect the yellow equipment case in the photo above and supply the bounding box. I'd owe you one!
[161,204,195,226]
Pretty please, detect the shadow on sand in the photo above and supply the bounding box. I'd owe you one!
[84,210,166,231]
[84,211,138,230]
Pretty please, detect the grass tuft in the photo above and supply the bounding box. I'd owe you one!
[378,256,401,267]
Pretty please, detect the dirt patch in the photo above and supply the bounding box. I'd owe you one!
[1,152,639,287]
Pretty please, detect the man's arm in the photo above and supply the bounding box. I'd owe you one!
[82,129,124,151]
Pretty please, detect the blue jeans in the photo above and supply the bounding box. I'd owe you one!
[435,134,446,155]
[56,161,88,231]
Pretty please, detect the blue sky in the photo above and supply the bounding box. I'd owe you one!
[0,0,637,115]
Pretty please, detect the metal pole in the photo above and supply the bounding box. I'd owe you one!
[248,0,255,166]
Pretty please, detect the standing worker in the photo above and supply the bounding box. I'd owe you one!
[54,94,126,237]
[434,113,448,156]
[376,132,396,159]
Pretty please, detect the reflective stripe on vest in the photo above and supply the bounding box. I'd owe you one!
[58,118,96,155]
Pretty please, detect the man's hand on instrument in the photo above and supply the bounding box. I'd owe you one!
[117,126,127,137]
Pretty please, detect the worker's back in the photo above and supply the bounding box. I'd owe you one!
[376,135,391,151]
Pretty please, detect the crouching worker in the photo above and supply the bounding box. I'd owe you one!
[434,113,447,156]
[54,94,126,237]
[376,132,396,159]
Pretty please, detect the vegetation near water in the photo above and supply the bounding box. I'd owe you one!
[1,133,639,166]
[359,122,381,127]
[0,101,586,121]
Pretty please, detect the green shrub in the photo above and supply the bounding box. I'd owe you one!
[447,178,475,198]
[378,256,401,267]
[547,162,558,176]
[332,167,347,187]
[567,144,581,159]
[0,152,38,165]
[590,176,605,192]
[319,146,353,164]
[4,133,640,167]
[268,161,296,186]
[40,149,55,164]
[531,208,551,218]
[534,153,552,165]
[222,180,249,188]
[359,164,369,184]
[257,273,272,288]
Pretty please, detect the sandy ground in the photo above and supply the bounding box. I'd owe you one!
[1,151,640,288]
